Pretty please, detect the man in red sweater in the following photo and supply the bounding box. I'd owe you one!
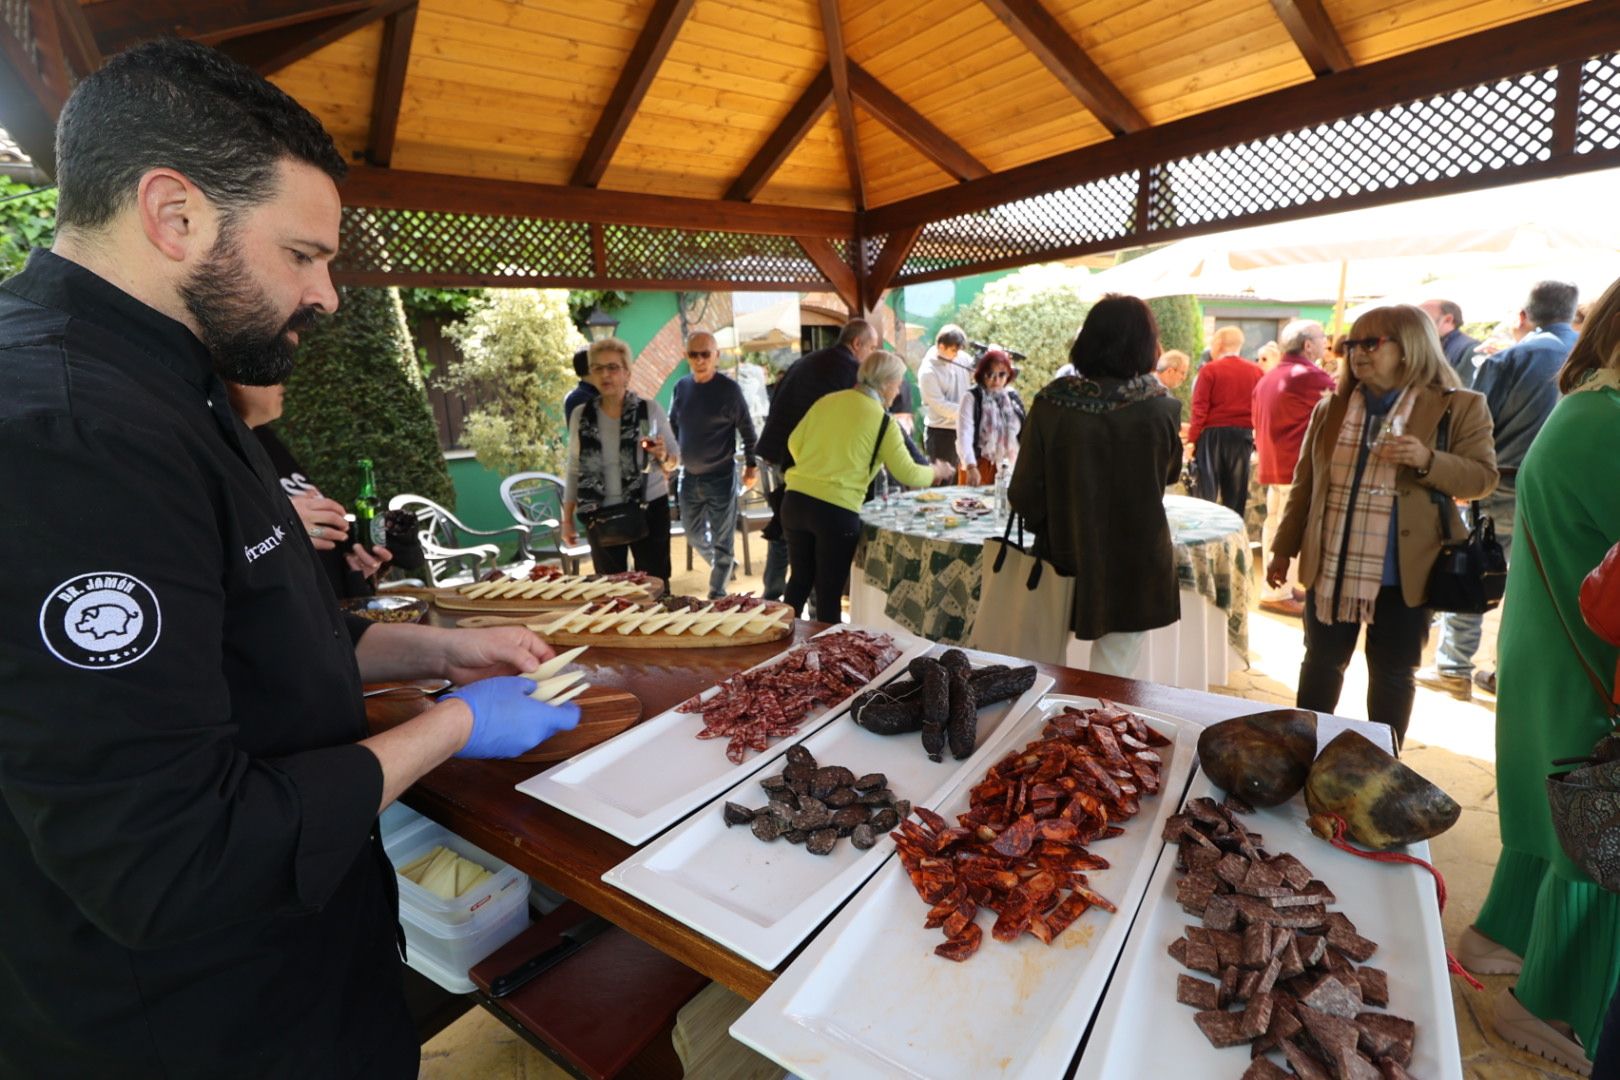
[1187,325,1262,518]
[1251,319,1336,616]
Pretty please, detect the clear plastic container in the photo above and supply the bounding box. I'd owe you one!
[382,809,530,993]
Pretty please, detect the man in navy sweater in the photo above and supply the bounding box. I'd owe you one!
[670,331,758,598]
[1419,279,1578,698]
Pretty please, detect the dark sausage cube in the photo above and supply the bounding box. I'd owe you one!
[1176,974,1222,1010]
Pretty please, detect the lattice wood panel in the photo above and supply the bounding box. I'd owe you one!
[0,0,33,67]
[1578,53,1620,153]
[337,207,594,279]
[600,225,827,283]
[897,171,1138,279]
[1146,70,1559,230]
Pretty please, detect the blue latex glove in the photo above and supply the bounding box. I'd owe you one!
[443,676,582,759]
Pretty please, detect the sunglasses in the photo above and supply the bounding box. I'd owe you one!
[1342,336,1394,355]
[686,350,714,359]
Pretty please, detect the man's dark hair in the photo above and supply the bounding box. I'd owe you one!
[1525,281,1579,328]
[935,325,967,349]
[572,347,590,378]
[837,318,877,349]
[1435,300,1464,327]
[1070,294,1159,379]
[55,38,347,231]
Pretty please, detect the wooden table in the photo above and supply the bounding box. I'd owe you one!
[369,617,1290,1002]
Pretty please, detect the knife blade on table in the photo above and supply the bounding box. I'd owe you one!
[486,915,613,999]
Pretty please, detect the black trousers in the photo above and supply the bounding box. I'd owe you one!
[1194,426,1254,518]
[1296,585,1431,747]
[587,495,672,587]
[781,490,860,623]
[925,425,959,468]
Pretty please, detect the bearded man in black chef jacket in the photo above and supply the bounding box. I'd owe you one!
[0,39,582,1078]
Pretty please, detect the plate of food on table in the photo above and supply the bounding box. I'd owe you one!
[432,566,661,612]
[459,593,794,648]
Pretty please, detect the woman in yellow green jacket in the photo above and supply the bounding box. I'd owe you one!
[783,350,945,619]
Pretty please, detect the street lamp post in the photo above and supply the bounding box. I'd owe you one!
[585,306,620,341]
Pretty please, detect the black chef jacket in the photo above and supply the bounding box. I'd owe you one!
[0,251,417,1078]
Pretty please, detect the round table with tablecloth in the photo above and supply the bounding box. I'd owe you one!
[850,488,1250,689]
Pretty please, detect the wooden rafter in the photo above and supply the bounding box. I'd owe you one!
[819,0,867,210]
[220,0,412,75]
[726,67,833,202]
[570,0,697,189]
[0,12,63,172]
[364,3,416,167]
[979,0,1146,135]
[341,165,855,237]
[84,1,370,52]
[1268,0,1353,76]
[862,226,922,311]
[794,236,860,314]
[50,0,103,77]
[847,62,988,182]
[865,1,1620,234]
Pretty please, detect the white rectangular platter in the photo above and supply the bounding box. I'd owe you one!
[1074,769,1462,1080]
[516,627,933,845]
[730,694,1199,1079]
[601,655,1056,969]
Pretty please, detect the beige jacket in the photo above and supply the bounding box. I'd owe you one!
[1271,385,1498,609]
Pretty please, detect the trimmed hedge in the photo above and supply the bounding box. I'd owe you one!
[278,286,454,512]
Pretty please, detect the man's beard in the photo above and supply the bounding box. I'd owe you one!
[179,228,320,386]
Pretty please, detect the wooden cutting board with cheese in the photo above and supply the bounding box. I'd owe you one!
[466,596,795,648]
[433,570,662,612]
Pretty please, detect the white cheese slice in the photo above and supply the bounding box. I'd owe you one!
[533,604,589,636]
[546,682,590,707]
[635,609,683,634]
[685,610,731,636]
[609,610,650,634]
[659,603,715,635]
[743,607,792,633]
[712,610,756,636]
[529,670,585,703]
[529,644,588,680]
[514,579,552,599]
[558,604,604,632]
[586,606,640,633]
[462,579,498,599]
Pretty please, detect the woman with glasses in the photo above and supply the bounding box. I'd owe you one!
[561,337,678,588]
[956,349,1026,485]
[1267,305,1497,745]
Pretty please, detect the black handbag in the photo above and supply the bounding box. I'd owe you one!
[580,405,651,548]
[1527,523,1620,892]
[1423,398,1507,614]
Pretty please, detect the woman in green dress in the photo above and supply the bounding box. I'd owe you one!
[1466,276,1620,1074]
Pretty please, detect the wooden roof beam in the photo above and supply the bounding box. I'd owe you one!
[51,0,103,77]
[341,165,855,237]
[1269,0,1353,76]
[570,0,697,189]
[795,236,860,314]
[819,0,867,210]
[84,1,371,52]
[220,0,413,75]
[979,0,1146,135]
[865,0,1620,233]
[0,12,64,173]
[726,67,833,202]
[848,62,988,182]
[861,226,922,312]
[364,3,416,167]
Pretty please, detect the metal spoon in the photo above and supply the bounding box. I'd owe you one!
[362,678,454,699]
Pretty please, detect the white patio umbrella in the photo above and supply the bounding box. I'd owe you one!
[1081,169,1620,318]
[1345,254,1620,324]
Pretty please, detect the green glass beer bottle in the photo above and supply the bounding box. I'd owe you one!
[354,458,380,548]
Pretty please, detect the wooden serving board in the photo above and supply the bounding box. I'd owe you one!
[433,582,661,613]
[539,620,793,649]
[363,683,642,765]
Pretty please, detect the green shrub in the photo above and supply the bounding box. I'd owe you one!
[444,289,585,476]
[0,179,57,278]
[1148,294,1204,416]
[954,262,1092,387]
[279,286,454,511]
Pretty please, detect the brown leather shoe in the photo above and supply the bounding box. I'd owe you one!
[1259,597,1304,617]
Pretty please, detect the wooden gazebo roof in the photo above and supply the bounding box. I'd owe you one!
[3,1,1620,312]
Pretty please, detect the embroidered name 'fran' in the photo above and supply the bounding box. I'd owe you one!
[244,524,287,562]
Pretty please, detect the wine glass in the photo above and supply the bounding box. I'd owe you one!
[640,417,661,473]
[1363,415,1404,497]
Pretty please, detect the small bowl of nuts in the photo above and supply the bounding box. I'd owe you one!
[339,595,429,624]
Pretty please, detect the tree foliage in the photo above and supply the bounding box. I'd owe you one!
[444,288,584,476]
[399,286,485,325]
[280,286,454,511]
[953,262,1092,387]
[0,180,57,278]
[567,288,633,332]
[1148,294,1205,415]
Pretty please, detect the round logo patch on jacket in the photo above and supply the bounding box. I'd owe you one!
[38,572,162,669]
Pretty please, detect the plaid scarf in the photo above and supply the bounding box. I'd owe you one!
[1314,387,1418,625]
